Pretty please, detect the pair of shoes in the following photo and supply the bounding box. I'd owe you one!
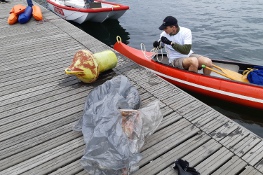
[0,0,8,3]
[173,159,200,175]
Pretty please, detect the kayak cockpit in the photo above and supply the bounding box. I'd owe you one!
[152,54,241,80]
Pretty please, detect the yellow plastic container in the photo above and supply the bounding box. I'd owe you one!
[93,50,118,73]
[65,50,117,83]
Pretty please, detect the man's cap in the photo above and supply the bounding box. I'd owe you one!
[159,16,178,30]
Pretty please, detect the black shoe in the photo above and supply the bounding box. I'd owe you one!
[173,159,200,175]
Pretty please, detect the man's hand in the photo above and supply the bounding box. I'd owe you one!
[161,36,172,45]
[153,41,160,48]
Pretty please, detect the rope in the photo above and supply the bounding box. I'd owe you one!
[116,36,122,43]
[243,68,254,77]
[140,43,165,62]
[116,36,167,63]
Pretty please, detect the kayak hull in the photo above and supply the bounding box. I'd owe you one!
[113,41,263,110]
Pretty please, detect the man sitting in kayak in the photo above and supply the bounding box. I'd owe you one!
[153,16,212,75]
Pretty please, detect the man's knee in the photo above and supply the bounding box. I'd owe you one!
[189,57,199,67]
[203,58,212,67]
[182,57,198,70]
[198,56,212,66]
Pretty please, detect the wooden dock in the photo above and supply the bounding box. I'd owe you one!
[1,1,263,175]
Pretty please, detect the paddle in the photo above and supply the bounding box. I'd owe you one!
[202,64,249,83]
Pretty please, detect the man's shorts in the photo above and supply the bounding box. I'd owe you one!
[171,54,202,69]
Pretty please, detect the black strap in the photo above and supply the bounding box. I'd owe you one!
[173,159,200,175]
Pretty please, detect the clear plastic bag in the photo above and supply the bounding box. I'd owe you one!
[139,100,163,138]
[73,75,162,175]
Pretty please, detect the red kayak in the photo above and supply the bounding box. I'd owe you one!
[113,39,263,110]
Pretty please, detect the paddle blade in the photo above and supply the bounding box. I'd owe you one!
[212,64,249,83]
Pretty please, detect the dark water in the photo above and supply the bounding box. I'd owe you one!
[38,0,263,137]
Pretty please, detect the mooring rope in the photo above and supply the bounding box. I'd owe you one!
[140,43,165,62]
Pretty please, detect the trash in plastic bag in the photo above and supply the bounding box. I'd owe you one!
[73,75,163,175]
[139,100,163,138]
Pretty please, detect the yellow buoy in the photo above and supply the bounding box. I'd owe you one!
[65,50,117,83]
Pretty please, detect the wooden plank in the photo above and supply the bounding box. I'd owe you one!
[0,138,84,175]
[0,105,84,142]
[0,85,89,119]
[49,160,83,175]
[157,140,221,175]
[0,88,89,126]
[1,55,67,79]
[191,110,219,127]
[139,122,200,166]
[1,56,70,85]
[137,87,147,94]
[1,34,74,53]
[175,100,204,116]
[200,116,225,134]
[2,40,79,72]
[162,94,183,106]
[135,133,210,175]
[141,96,165,108]
[157,166,178,175]
[140,92,154,101]
[211,156,247,175]
[160,106,174,118]
[117,66,143,80]
[1,38,76,67]
[0,29,62,49]
[243,141,263,165]
[0,78,79,109]
[150,86,177,101]
[141,119,192,151]
[195,147,234,175]
[169,96,196,110]
[157,112,182,131]
[209,120,238,141]
[239,166,263,175]
[184,104,216,121]
[129,73,168,91]
[0,112,81,150]
[231,134,261,157]
[220,126,250,149]
[2,70,69,92]
[255,159,263,173]
[20,146,84,175]
[0,21,59,39]
[0,131,82,171]
[158,139,222,175]
[183,139,222,167]
[143,84,174,98]
[0,78,73,102]
[0,122,79,162]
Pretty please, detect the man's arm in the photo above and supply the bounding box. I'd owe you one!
[160,36,192,55]
[171,43,192,55]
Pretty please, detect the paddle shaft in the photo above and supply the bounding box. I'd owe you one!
[203,66,235,80]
